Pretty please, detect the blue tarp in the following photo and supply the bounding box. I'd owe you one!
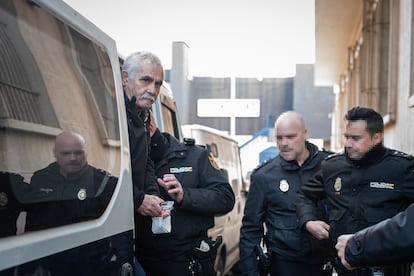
[259,146,278,163]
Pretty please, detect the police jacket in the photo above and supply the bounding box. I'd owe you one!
[297,143,414,244]
[25,162,117,231]
[125,95,159,209]
[0,172,27,237]
[239,142,333,274]
[136,130,235,260]
[345,202,414,267]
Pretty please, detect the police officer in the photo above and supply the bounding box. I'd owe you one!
[336,202,414,270]
[25,131,117,231]
[0,171,27,237]
[239,111,334,276]
[24,131,118,275]
[296,106,414,276]
[135,114,235,276]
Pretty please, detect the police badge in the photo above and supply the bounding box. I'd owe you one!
[334,177,342,195]
[279,179,289,193]
[77,188,87,200]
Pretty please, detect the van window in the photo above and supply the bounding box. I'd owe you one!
[157,89,181,139]
[209,143,219,158]
[0,0,119,237]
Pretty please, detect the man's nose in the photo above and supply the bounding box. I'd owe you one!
[280,137,289,145]
[345,138,353,147]
[147,83,157,94]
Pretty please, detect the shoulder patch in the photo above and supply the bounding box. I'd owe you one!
[321,148,335,155]
[252,158,273,173]
[325,151,344,160]
[390,150,414,160]
[208,154,220,170]
[183,137,195,146]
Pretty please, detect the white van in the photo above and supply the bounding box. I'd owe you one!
[0,0,135,274]
[181,124,246,276]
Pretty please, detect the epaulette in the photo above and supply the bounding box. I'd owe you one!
[98,168,111,175]
[0,171,23,179]
[390,149,414,160]
[320,148,335,155]
[325,151,344,160]
[252,158,273,173]
[183,137,195,146]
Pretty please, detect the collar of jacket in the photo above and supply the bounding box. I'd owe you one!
[125,95,149,123]
[151,128,170,162]
[280,141,320,170]
[152,132,189,165]
[345,143,386,167]
[47,161,91,180]
[124,93,136,108]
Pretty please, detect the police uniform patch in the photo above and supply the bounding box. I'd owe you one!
[392,150,413,159]
[208,154,220,170]
[77,189,87,200]
[170,167,193,173]
[279,179,289,193]
[370,182,395,189]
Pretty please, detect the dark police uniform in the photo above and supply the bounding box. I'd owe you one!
[346,202,414,267]
[297,144,414,276]
[239,142,334,276]
[25,162,117,231]
[23,162,119,276]
[0,172,27,237]
[136,130,235,276]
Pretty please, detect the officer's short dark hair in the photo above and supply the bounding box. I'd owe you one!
[345,106,384,136]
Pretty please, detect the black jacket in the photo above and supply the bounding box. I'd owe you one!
[25,162,117,231]
[239,142,333,275]
[0,172,27,237]
[136,131,235,260]
[297,144,414,243]
[346,202,414,267]
[125,96,159,209]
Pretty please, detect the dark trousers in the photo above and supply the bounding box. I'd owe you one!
[335,262,411,276]
[138,255,216,276]
[270,253,331,276]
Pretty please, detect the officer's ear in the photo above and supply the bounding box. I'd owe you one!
[372,132,383,144]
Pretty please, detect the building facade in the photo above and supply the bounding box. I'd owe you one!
[170,42,334,150]
[316,0,414,154]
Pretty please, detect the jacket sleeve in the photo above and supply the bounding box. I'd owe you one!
[133,141,159,209]
[239,172,266,275]
[144,157,159,196]
[345,203,414,267]
[296,168,326,230]
[179,150,235,215]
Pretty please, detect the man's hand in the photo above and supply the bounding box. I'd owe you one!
[335,234,354,270]
[157,174,184,203]
[305,220,330,240]
[137,194,163,217]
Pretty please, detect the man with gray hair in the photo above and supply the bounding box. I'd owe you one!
[121,51,165,269]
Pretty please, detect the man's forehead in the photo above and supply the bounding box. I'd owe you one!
[57,147,84,153]
[346,120,367,129]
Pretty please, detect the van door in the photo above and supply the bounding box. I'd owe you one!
[0,0,134,274]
